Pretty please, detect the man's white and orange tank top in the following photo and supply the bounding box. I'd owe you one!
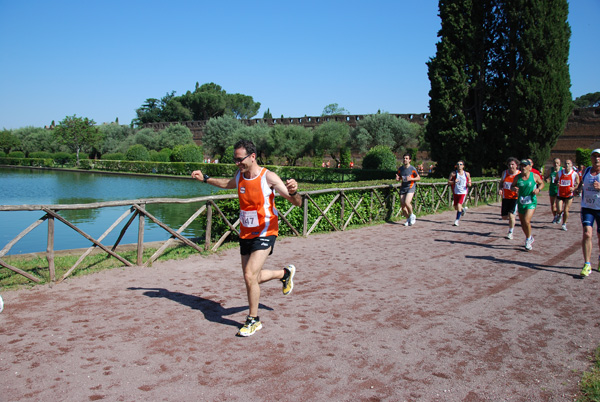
[501,170,520,199]
[236,168,279,239]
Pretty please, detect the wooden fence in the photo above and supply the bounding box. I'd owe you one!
[0,180,500,284]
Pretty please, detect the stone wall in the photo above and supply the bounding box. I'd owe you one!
[142,108,600,166]
[548,107,600,165]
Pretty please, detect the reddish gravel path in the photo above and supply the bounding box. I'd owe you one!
[1,198,599,401]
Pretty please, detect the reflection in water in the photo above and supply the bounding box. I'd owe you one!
[55,198,101,223]
[0,167,221,254]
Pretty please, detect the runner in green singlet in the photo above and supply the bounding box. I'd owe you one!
[545,158,563,223]
[511,159,545,251]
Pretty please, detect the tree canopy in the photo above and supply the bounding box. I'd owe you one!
[573,92,600,108]
[350,113,419,154]
[53,115,103,165]
[0,129,21,154]
[321,103,349,116]
[134,83,260,126]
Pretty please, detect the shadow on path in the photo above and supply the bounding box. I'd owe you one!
[127,287,273,328]
[466,255,583,279]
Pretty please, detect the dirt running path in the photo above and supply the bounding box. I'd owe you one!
[1,198,599,401]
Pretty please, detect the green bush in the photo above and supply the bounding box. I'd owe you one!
[29,151,53,159]
[102,152,126,161]
[171,144,203,162]
[150,148,172,162]
[361,145,397,171]
[220,145,235,164]
[8,151,25,158]
[52,152,75,165]
[576,148,592,167]
[0,151,5,157]
[126,144,150,161]
[340,147,352,168]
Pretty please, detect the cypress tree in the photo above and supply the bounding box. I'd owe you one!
[501,0,572,167]
[426,0,571,174]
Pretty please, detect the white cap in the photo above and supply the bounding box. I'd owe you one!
[592,149,600,155]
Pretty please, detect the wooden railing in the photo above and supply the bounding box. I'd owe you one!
[0,180,500,284]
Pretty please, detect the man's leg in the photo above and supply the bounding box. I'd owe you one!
[241,249,284,317]
[404,192,415,217]
[508,212,516,230]
[556,198,564,221]
[562,199,572,223]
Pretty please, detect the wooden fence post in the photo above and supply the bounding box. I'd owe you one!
[205,202,213,251]
[137,204,145,265]
[47,214,55,282]
[303,195,308,236]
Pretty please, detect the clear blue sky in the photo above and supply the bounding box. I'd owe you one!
[0,0,598,130]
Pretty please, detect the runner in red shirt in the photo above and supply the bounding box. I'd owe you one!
[556,159,579,231]
[499,157,520,239]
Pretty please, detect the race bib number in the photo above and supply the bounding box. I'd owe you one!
[240,210,259,227]
[560,179,571,186]
[503,182,512,190]
[519,195,532,205]
[402,176,409,182]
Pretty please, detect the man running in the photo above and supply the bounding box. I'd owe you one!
[556,159,579,231]
[499,157,521,239]
[511,159,545,251]
[545,158,563,224]
[191,139,302,336]
[576,149,600,277]
[395,153,421,226]
[448,160,471,226]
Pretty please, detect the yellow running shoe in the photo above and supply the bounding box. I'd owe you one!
[581,263,592,277]
[281,264,296,296]
[237,316,262,337]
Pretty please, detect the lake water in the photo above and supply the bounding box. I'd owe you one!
[0,167,218,255]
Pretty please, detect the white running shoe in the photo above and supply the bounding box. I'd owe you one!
[0,295,3,313]
[453,219,459,226]
[525,237,535,251]
[561,223,567,231]
[463,207,468,215]
[410,214,416,225]
[506,231,513,240]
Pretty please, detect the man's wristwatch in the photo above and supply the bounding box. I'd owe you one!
[203,174,210,183]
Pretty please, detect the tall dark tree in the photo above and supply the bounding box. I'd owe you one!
[426,0,488,175]
[426,0,571,175]
[497,0,572,167]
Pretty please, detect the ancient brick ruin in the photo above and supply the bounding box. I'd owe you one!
[143,108,600,166]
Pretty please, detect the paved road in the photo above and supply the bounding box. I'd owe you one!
[1,197,599,401]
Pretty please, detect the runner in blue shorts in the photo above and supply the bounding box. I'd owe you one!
[577,148,600,277]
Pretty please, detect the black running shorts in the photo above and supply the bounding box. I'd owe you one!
[239,235,277,256]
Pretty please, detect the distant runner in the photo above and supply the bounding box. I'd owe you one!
[395,153,421,226]
[448,160,471,226]
[511,159,545,251]
[499,157,521,239]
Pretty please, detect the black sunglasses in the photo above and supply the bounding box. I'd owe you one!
[233,154,251,164]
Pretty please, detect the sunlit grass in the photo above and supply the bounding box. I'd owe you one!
[578,346,600,402]
[0,242,235,290]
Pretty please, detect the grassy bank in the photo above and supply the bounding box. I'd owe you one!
[0,242,236,290]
